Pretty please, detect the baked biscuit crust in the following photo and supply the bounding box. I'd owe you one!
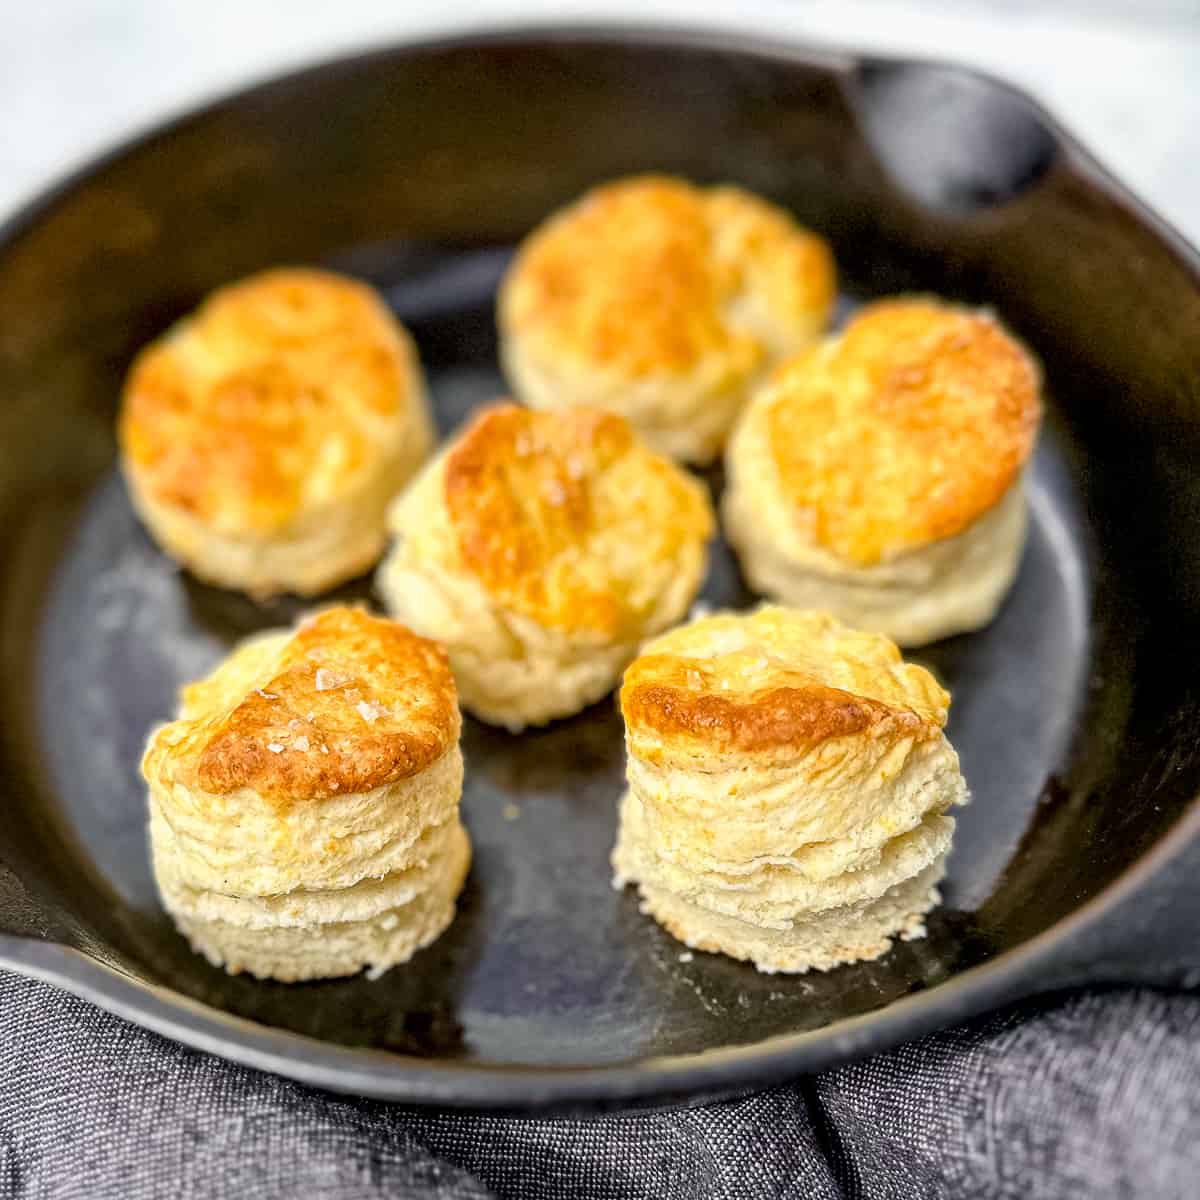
[763,297,1041,565]
[120,268,425,534]
[503,176,833,375]
[442,403,714,635]
[621,607,947,757]
[145,607,459,804]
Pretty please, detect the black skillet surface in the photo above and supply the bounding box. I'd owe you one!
[1,28,1200,1111]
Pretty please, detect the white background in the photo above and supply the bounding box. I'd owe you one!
[2,0,1199,240]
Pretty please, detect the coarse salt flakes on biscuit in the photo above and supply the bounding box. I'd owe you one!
[377,402,714,731]
[612,606,968,974]
[499,175,836,464]
[119,268,434,597]
[142,606,469,982]
[724,297,1042,646]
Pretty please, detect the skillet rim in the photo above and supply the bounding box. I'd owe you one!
[1,21,1198,1110]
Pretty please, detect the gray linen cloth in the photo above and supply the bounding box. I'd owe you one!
[2,972,1197,1199]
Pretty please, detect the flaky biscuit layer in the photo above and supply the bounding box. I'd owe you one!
[167,823,471,981]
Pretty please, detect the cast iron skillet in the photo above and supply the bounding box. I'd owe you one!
[1,26,1199,1112]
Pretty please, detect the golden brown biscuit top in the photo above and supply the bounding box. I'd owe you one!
[763,297,1042,565]
[443,404,714,635]
[500,175,836,376]
[621,607,948,755]
[119,268,419,534]
[144,607,459,803]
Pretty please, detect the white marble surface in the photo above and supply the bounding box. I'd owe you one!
[3,0,1199,241]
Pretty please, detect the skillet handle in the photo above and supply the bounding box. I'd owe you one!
[1043,827,1200,992]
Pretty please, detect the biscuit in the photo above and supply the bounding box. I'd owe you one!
[724,297,1042,645]
[612,606,968,973]
[499,175,836,463]
[142,606,469,981]
[377,403,714,730]
[119,268,434,597]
